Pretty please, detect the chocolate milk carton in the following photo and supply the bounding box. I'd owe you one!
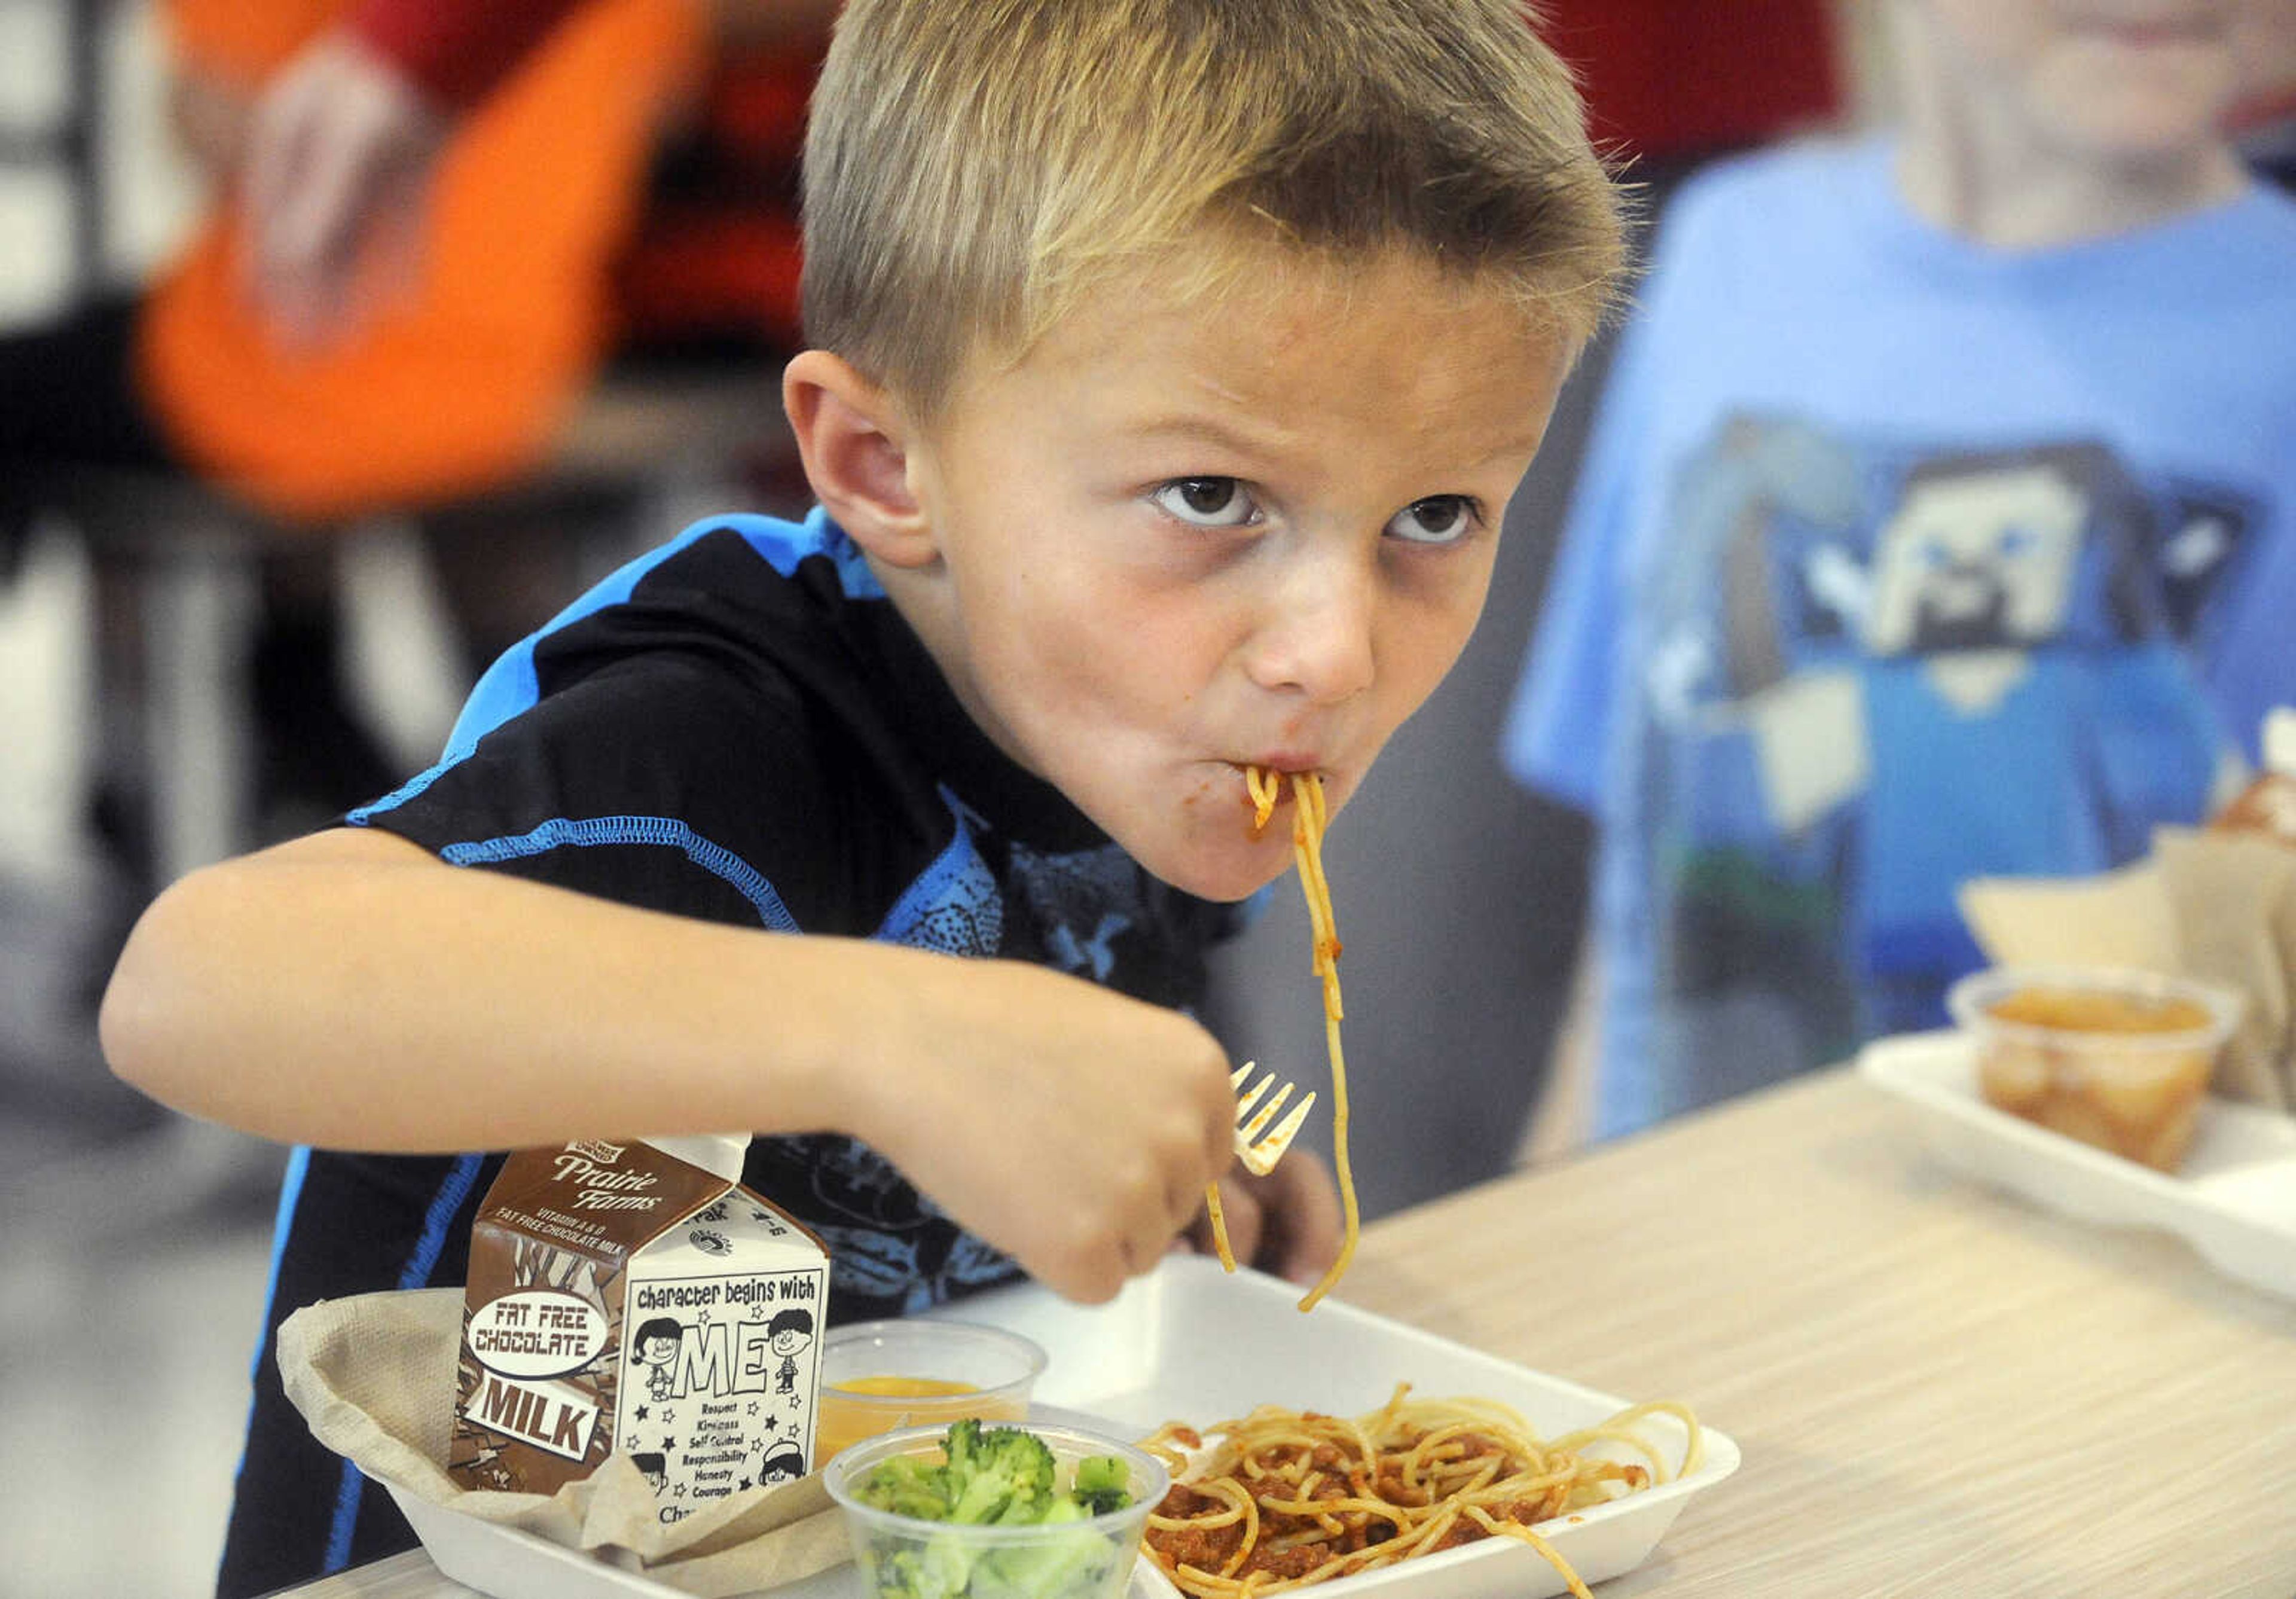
[449,1134,831,1519]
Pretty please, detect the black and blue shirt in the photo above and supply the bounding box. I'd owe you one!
[218,508,1238,1597]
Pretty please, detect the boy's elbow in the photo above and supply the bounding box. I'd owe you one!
[97,869,220,1110]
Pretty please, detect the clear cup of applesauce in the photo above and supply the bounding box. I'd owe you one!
[816,1319,1049,1466]
[1948,965,2243,1173]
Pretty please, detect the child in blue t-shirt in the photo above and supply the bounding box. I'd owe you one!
[1505,0,2296,1141]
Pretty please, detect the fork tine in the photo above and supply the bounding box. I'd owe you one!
[1266,1091,1315,1149]
[1232,1061,1284,1119]
[1228,1061,1317,1175]
[1235,1072,1278,1123]
[1236,1079,1294,1142]
[1238,1091,1317,1176]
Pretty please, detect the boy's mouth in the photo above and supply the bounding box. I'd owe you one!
[1235,759,1333,826]
[1237,760,1310,786]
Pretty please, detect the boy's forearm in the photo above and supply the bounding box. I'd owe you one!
[102,826,1248,1306]
[99,826,927,1152]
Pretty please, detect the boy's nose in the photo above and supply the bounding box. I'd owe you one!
[1242,555,1378,705]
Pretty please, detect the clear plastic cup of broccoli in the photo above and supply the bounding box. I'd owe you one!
[825,1417,1169,1599]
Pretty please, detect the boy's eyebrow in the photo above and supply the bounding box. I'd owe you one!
[1121,410,1551,471]
[1120,411,1291,458]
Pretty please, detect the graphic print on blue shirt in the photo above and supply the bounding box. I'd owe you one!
[875,791,1004,956]
[1632,414,2236,1042]
[1009,839,1144,982]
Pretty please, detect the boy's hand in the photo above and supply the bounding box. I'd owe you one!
[853,961,1239,1305]
[1181,1152,1344,1286]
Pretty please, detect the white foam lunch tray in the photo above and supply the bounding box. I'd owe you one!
[387,1252,1738,1598]
[1858,1029,2296,1300]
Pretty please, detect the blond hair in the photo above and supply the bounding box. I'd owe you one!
[802,0,1627,416]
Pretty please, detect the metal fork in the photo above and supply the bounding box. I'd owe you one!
[1231,1062,1316,1176]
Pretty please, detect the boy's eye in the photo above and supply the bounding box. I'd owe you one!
[1386,495,1479,545]
[1152,477,1258,527]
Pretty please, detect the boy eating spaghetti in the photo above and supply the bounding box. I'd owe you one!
[99,1,1626,1591]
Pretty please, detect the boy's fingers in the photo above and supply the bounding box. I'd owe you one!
[1037,1154,1204,1305]
[1219,1174,1268,1265]
[1256,1154,1343,1284]
[1035,1227,1127,1305]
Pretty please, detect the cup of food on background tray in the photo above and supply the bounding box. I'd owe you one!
[825,1417,1167,1599]
[818,1319,1049,1464]
[1949,965,2245,1172]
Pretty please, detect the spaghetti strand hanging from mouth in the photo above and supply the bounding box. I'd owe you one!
[1204,765,1358,1311]
[1283,769,1355,1311]
[1245,764,1281,829]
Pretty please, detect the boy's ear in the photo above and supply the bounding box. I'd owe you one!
[781,350,938,568]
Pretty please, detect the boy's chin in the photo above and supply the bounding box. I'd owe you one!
[1131,837,1294,905]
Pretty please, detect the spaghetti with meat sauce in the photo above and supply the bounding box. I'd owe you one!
[1139,1384,1702,1598]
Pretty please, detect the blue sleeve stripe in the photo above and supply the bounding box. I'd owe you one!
[352,512,876,829]
[445,521,733,762]
[319,1434,365,1571]
[345,760,457,825]
[353,513,841,825]
[221,1145,312,1588]
[251,1146,312,1383]
[437,815,801,932]
[728,505,880,596]
[399,1152,490,1293]
[315,1150,487,1576]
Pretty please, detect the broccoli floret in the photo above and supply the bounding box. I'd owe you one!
[942,1420,1059,1525]
[1067,1455,1132,1516]
[863,1420,1065,1527]
[942,1417,990,1475]
[855,1453,955,1521]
